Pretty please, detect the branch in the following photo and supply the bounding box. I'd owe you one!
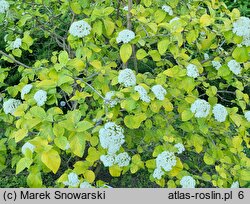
[126,0,138,72]
[0,50,32,69]
[127,0,132,29]
[75,78,105,100]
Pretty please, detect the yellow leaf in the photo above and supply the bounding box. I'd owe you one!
[124,113,147,129]
[200,14,213,27]
[12,128,28,143]
[120,44,132,63]
[181,110,193,121]
[158,39,170,55]
[136,49,148,60]
[67,58,85,72]
[103,18,115,36]
[84,170,95,183]
[41,149,61,174]
[37,80,57,89]
[69,133,86,157]
[109,165,122,177]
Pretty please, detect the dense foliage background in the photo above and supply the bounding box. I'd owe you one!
[0,0,250,188]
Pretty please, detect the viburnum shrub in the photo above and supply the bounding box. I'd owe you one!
[0,0,249,188]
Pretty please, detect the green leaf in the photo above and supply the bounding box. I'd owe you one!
[120,99,137,112]
[143,0,152,7]
[166,0,179,7]
[181,110,193,121]
[124,113,147,129]
[120,43,132,63]
[200,14,213,27]
[148,50,161,61]
[93,20,103,36]
[27,171,43,188]
[84,170,95,183]
[41,149,61,174]
[154,10,166,23]
[109,165,122,177]
[12,49,22,57]
[70,133,86,157]
[70,2,81,14]
[232,47,249,63]
[22,31,33,47]
[103,7,115,15]
[37,80,57,89]
[67,58,85,72]
[136,49,148,60]
[230,113,242,127]
[103,18,115,36]
[204,152,215,165]
[157,39,170,55]
[54,136,68,150]
[58,51,69,65]
[11,128,28,143]
[186,30,198,44]
[29,106,47,119]
[76,120,94,132]
[239,170,250,181]
[16,158,33,174]
[218,65,230,77]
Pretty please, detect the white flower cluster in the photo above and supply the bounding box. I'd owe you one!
[100,152,131,167]
[204,53,209,60]
[11,38,22,49]
[3,99,21,115]
[153,168,164,180]
[162,5,173,16]
[21,142,35,154]
[134,85,150,103]
[118,68,136,87]
[153,151,177,179]
[151,85,167,101]
[116,29,135,44]
[227,60,242,75]
[230,181,239,188]
[104,91,119,107]
[80,181,93,188]
[0,0,9,14]
[123,6,128,11]
[169,17,180,24]
[174,143,185,154]
[186,64,199,78]
[115,152,131,167]
[99,122,125,154]
[99,122,131,167]
[65,142,70,150]
[232,17,250,46]
[69,20,91,38]
[244,111,250,122]
[21,84,33,99]
[190,99,211,118]
[34,90,47,106]
[212,61,222,70]
[63,172,80,187]
[212,104,228,122]
[180,176,196,188]
[100,154,115,167]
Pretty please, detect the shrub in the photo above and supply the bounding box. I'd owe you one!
[0,0,250,188]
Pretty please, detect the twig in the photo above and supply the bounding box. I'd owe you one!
[127,0,132,30]
[79,79,106,100]
[217,90,235,95]
[0,50,32,69]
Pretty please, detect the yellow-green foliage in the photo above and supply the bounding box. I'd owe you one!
[0,0,249,188]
